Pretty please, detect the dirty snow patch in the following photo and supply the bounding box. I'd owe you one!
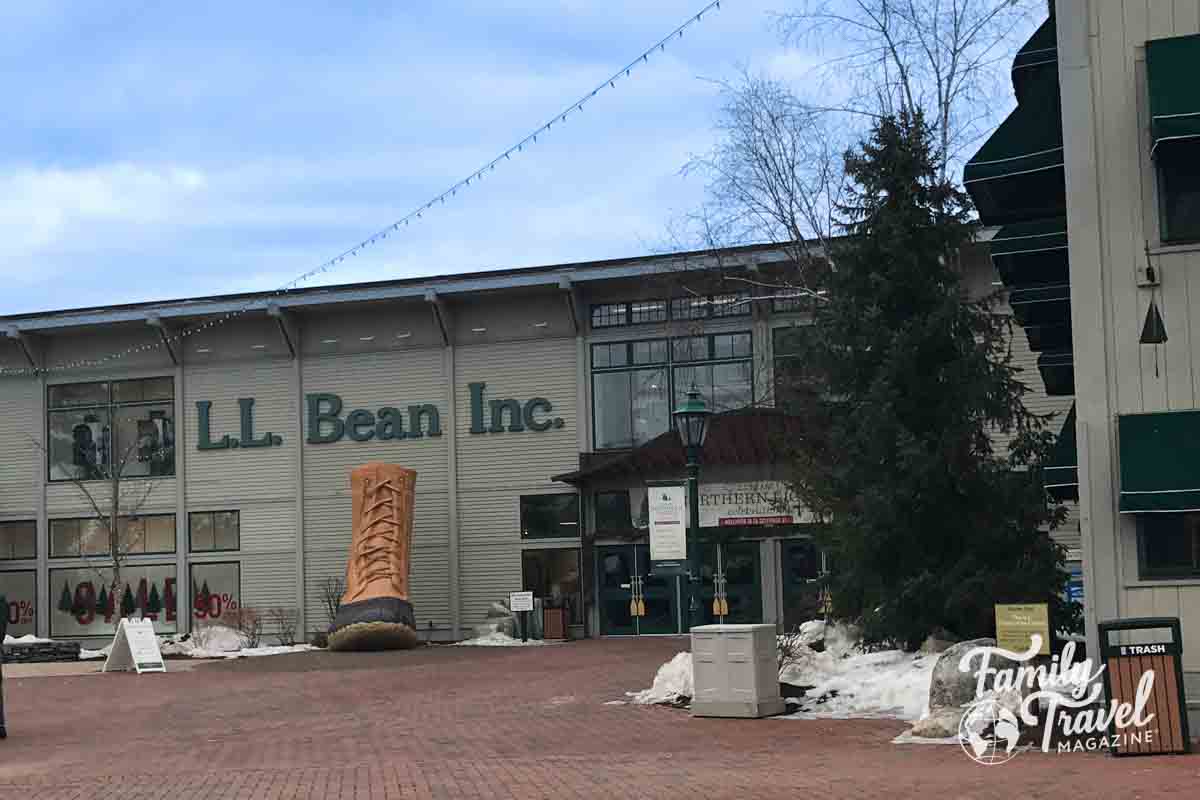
[454,631,547,647]
[3,634,53,645]
[628,651,693,706]
[779,643,934,722]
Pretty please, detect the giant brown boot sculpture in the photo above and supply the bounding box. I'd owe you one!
[328,464,419,651]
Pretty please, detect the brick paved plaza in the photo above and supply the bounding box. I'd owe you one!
[1,638,1198,799]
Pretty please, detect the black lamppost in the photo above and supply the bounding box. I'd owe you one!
[674,384,711,632]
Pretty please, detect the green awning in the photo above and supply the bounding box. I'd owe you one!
[1024,322,1072,353]
[990,218,1069,289]
[1009,284,1071,328]
[1147,34,1200,154]
[1037,350,1074,397]
[1012,17,1058,104]
[1045,403,1078,502]
[1119,409,1200,512]
[964,69,1065,225]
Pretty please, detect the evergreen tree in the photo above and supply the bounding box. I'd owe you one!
[96,586,109,617]
[57,581,73,614]
[783,111,1076,650]
[120,583,136,618]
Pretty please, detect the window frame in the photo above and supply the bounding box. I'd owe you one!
[49,562,178,637]
[591,331,754,450]
[519,493,581,540]
[1136,512,1200,580]
[1155,140,1200,245]
[189,560,242,625]
[48,513,178,559]
[45,377,176,483]
[188,510,242,553]
[0,520,37,561]
[0,569,38,637]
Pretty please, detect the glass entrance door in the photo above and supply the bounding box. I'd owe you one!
[781,538,821,629]
[596,544,681,635]
[697,541,762,625]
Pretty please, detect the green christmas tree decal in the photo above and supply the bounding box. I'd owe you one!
[120,583,136,617]
[195,580,212,614]
[163,581,175,619]
[96,586,109,617]
[147,583,162,615]
[105,585,116,619]
[136,578,149,612]
[58,581,73,613]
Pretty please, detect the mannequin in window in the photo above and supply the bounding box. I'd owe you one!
[72,415,103,479]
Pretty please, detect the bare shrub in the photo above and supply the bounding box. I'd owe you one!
[223,607,264,649]
[267,607,300,647]
[318,576,344,627]
[777,626,808,672]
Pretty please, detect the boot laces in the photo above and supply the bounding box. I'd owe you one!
[353,477,405,590]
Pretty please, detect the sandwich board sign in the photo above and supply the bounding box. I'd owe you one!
[103,618,166,674]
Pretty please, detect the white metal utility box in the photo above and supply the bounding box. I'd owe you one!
[690,624,786,718]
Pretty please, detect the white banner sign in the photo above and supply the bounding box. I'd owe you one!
[648,485,688,561]
[698,481,810,527]
[103,618,166,674]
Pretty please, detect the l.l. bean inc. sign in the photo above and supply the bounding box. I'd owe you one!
[196,382,563,450]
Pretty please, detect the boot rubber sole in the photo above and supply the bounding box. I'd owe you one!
[327,621,418,651]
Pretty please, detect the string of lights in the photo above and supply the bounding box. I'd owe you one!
[2,0,726,377]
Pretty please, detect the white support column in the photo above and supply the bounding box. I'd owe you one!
[35,373,48,639]
[174,363,188,633]
[445,344,461,639]
[293,349,307,637]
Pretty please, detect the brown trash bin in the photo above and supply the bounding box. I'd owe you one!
[543,607,567,641]
[1098,617,1191,756]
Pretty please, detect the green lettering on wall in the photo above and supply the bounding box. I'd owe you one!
[489,398,524,433]
[346,409,376,442]
[407,404,441,438]
[238,398,275,447]
[523,398,554,432]
[306,393,344,443]
[376,407,405,440]
[196,401,231,450]
[468,382,487,434]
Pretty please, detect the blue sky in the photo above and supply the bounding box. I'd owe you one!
[1,1,1023,316]
[1,1,825,314]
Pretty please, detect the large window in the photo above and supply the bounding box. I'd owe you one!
[773,325,811,412]
[47,377,175,482]
[520,494,580,539]
[0,570,37,637]
[50,563,178,637]
[592,333,754,450]
[595,490,632,531]
[0,520,36,560]
[189,511,240,552]
[1157,140,1200,243]
[1138,513,1200,580]
[191,562,241,627]
[50,514,176,558]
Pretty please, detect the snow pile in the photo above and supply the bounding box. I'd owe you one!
[781,646,935,721]
[454,631,546,647]
[3,634,52,645]
[78,626,315,661]
[777,623,934,721]
[627,651,693,706]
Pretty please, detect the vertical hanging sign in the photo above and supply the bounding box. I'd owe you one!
[648,484,688,575]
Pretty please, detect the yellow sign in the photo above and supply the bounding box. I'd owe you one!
[995,603,1050,656]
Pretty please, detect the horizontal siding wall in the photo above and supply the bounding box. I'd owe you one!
[455,338,579,627]
[0,379,39,516]
[1123,585,1200,671]
[46,479,177,518]
[185,359,298,506]
[301,347,451,633]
